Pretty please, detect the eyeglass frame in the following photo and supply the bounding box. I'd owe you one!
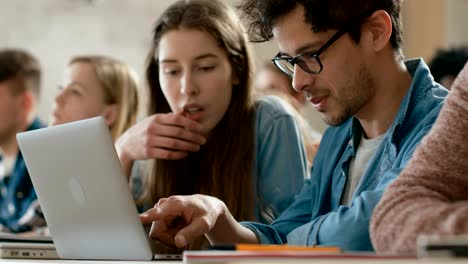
[272,28,348,76]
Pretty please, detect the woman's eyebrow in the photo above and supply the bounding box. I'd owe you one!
[193,53,217,60]
[159,54,217,64]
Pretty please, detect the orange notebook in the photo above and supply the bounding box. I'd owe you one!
[184,244,416,264]
[209,243,340,253]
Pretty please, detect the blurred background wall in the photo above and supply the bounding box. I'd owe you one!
[1,0,467,122]
[402,0,468,59]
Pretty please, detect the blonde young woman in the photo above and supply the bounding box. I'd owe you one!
[50,55,139,141]
[115,0,308,249]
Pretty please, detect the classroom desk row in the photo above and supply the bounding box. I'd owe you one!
[1,258,467,264]
[0,260,180,264]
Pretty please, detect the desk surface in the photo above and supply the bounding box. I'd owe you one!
[1,258,467,264]
[0,260,181,263]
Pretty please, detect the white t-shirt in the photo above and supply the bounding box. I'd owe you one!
[0,154,15,180]
[340,133,384,205]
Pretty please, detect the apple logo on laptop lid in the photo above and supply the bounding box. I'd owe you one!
[69,176,86,205]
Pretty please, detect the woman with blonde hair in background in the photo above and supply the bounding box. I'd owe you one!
[50,55,139,141]
[16,55,139,237]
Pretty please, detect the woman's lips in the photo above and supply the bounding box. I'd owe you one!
[184,110,204,121]
[183,104,205,121]
[183,103,205,121]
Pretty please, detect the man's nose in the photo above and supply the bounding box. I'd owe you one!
[54,88,66,104]
[292,64,315,93]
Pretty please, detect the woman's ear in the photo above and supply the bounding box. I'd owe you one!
[102,104,118,127]
[363,10,393,53]
[232,73,240,86]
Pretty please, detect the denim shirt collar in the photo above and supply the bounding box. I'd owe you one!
[348,58,433,152]
[27,117,44,132]
[0,118,43,164]
[15,117,44,165]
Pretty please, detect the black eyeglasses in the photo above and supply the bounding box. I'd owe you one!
[272,29,347,76]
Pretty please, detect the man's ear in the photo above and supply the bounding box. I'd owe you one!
[362,10,393,52]
[19,91,35,114]
[102,104,118,127]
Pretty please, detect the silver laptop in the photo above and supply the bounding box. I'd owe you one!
[16,117,157,261]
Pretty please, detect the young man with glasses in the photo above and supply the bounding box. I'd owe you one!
[138,0,448,251]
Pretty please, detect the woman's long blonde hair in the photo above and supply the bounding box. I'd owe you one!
[69,56,139,140]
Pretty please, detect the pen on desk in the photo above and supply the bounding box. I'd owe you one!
[209,244,341,252]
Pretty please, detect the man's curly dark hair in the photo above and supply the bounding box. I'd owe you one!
[238,0,403,51]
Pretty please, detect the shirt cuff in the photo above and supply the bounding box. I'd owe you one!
[241,221,284,244]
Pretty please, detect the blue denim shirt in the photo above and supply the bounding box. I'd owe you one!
[253,95,308,223]
[242,59,448,251]
[0,118,45,232]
